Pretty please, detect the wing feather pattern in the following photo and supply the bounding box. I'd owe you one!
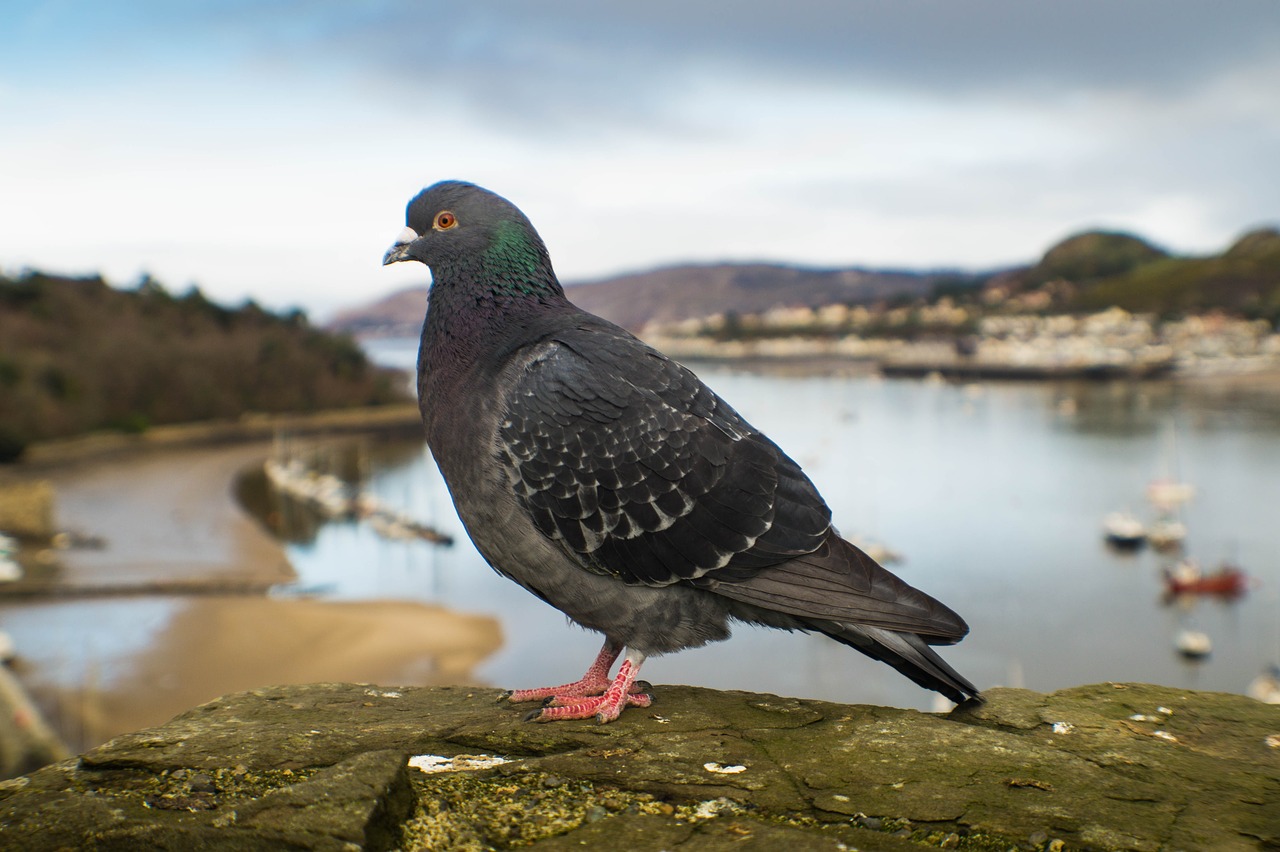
[497,323,971,656]
[499,328,829,585]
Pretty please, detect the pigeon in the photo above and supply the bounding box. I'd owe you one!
[383,181,979,723]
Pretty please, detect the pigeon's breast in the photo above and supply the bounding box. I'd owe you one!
[420,337,735,654]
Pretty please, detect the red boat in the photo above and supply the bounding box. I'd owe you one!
[1163,561,1251,597]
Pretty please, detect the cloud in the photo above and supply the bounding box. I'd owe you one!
[1,1,1278,317]
[231,1,1280,126]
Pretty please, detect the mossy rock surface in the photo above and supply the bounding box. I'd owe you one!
[0,681,1276,850]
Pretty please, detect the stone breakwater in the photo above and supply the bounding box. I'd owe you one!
[0,681,1276,850]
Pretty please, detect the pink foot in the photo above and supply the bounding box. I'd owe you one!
[526,657,651,724]
[502,641,621,703]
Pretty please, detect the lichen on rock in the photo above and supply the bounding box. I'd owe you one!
[0,681,1276,850]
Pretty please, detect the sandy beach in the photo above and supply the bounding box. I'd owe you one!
[2,438,502,753]
[75,596,502,751]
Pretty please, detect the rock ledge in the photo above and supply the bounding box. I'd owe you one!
[1,682,1276,850]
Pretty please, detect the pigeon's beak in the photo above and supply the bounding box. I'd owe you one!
[382,226,420,265]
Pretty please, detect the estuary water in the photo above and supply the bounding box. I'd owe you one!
[285,340,1280,711]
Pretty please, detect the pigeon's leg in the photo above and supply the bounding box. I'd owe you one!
[503,639,631,703]
[527,649,652,724]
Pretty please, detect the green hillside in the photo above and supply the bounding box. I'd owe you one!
[987,227,1280,323]
[1033,230,1169,285]
[0,271,408,461]
[1067,227,1280,320]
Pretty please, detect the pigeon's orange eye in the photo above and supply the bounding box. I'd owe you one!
[434,211,458,231]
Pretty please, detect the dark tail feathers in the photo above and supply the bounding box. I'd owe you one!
[812,619,981,705]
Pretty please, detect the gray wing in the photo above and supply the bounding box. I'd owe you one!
[497,326,831,586]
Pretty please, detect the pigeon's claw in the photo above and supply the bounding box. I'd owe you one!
[525,654,650,724]
[525,690,653,724]
[542,683,651,708]
[505,675,611,704]
[503,640,623,703]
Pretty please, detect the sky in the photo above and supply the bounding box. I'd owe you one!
[2,1,1278,320]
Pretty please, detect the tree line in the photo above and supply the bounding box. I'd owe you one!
[0,271,409,462]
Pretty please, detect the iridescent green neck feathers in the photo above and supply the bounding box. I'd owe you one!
[475,219,562,301]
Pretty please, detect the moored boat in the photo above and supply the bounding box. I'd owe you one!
[1175,628,1212,659]
[1247,666,1280,704]
[1103,511,1147,549]
[1147,516,1187,552]
[1163,560,1250,598]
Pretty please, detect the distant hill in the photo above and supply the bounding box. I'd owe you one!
[988,227,1280,322]
[327,287,429,338]
[568,264,943,330]
[1035,231,1169,284]
[0,271,408,461]
[1068,228,1280,320]
[327,262,945,337]
[331,224,1280,341]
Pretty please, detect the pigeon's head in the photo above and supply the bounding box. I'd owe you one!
[382,181,554,288]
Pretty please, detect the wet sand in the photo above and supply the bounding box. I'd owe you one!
[6,440,503,751]
[43,442,298,589]
[80,596,502,749]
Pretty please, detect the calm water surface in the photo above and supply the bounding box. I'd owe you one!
[283,341,1280,711]
[7,341,1277,733]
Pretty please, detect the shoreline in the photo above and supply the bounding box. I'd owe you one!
[59,596,501,753]
[692,353,1280,382]
[13,402,423,473]
[6,595,504,755]
[0,411,511,756]
[0,401,422,548]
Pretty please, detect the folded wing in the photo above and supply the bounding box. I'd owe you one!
[498,322,972,670]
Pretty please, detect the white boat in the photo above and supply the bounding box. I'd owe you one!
[1175,629,1212,659]
[1148,516,1187,552]
[1148,422,1195,512]
[1147,478,1195,512]
[1103,511,1147,548]
[1246,666,1280,704]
